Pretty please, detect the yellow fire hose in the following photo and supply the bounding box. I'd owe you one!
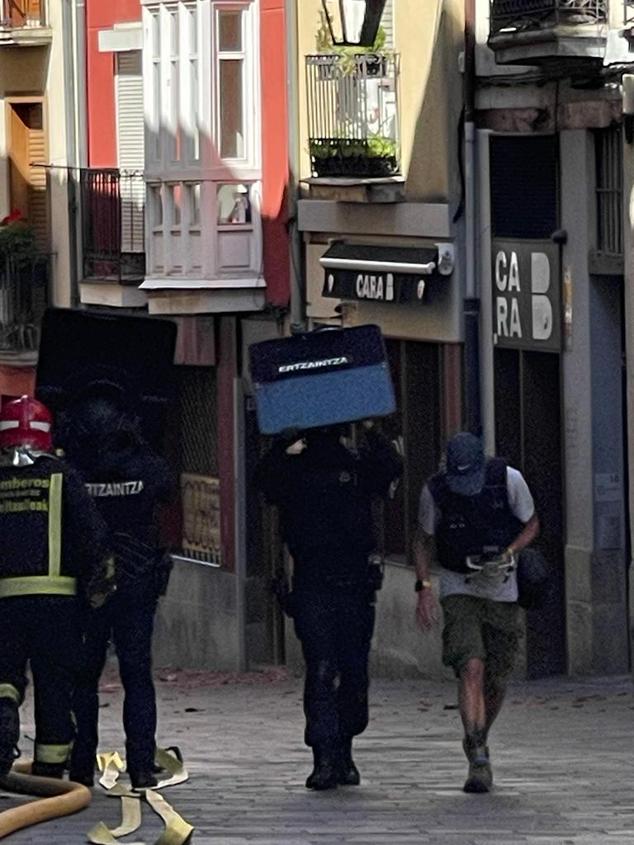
[0,761,92,840]
[0,748,192,844]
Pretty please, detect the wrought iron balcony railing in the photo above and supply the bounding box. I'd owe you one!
[0,255,48,356]
[625,0,634,25]
[306,53,400,179]
[80,168,146,284]
[1,0,46,29]
[490,0,606,36]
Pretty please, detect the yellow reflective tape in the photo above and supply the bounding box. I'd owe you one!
[0,576,77,599]
[35,742,71,764]
[48,473,63,578]
[0,683,21,704]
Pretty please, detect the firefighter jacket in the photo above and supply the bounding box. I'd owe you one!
[0,456,111,601]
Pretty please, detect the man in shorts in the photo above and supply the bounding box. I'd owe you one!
[414,432,539,793]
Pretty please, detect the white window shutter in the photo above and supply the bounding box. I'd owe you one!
[381,0,394,49]
[116,51,145,254]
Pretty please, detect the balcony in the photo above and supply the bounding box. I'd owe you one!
[0,256,48,362]
[80,168,147,308]
[0,0,52,46]
[305,53,401,185]
[488,0,608,67]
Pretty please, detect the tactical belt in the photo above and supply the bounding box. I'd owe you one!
[0,576,77,599]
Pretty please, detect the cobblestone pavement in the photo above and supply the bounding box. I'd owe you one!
[1,669,633,844]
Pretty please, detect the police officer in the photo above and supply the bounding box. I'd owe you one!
[256,421,402,791]
[415,432,540,793]
[0,396,112,779]
[60,389,175,789]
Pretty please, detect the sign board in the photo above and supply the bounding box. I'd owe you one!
[180,474,222,565]
[492,240,561,352]
[323,269,429,305]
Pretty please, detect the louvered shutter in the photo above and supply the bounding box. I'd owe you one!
[116,51,145,254]
[28,127,48,250]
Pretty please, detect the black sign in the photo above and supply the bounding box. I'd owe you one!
[323,269,429,304]
[491,239,561,353]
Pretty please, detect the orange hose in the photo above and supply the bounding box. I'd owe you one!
[0,762,92,840]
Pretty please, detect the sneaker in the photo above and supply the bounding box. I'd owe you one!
[462,735,493,794]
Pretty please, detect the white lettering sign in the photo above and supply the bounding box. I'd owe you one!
[494,249,554,344]
[355,273,395,302]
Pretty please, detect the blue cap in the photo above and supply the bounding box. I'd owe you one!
[445,432,485,496]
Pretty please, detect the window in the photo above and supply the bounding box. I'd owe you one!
[217,183,251,225]
[217,7,246,160]
[595,126,623,257]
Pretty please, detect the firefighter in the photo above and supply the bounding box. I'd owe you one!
[0,396,113,779]
[60,388,175,790]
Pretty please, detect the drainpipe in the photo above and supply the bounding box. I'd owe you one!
[61,0,84,306]
[463,0,481,435]
[285,0,305,332]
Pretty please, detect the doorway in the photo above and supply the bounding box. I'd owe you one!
[494,348,567,678]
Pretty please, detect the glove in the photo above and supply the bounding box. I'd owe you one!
[86,555,117,609]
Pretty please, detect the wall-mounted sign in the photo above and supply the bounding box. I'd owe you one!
[180,473,221,565]
[320,242,449,306]
[491,239,561,352]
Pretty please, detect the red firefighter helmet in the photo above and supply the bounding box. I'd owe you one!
[0,395,54,452]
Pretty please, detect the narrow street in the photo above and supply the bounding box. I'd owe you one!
[2,669,633,844]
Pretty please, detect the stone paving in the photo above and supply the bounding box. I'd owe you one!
[1,668,634,844]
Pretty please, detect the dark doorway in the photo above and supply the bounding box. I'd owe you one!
[494,348,566,678]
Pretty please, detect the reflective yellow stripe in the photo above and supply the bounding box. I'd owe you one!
[0,576,77,599]
[48,472,63,578]
[35,743,71,764]
[0,683,21,704]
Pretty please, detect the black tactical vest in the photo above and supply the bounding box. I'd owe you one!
[428,458,523,573]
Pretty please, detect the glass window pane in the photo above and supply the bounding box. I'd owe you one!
[190,184,201,226]
[218,11,242,51]
[217,184,251,225]
[219,59,243,158]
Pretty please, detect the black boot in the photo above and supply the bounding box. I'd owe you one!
[129,769,159,790]
[0,700,19,777]
[305,746,338,791]
[462,731,493,794]
[69,765,95,787]
[31,762,65,779]
[337,737,360,786]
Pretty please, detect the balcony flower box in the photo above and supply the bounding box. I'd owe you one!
[309,137,398,179]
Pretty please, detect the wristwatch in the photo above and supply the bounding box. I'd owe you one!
[415,579,432,592]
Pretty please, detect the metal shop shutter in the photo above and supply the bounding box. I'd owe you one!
[490,135,558,240]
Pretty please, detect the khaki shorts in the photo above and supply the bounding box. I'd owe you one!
[441,594,521,680]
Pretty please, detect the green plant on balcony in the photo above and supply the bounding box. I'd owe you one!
[0,211,38,268]
[309,133,398,178]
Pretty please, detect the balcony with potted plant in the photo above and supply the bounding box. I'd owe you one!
[304,11,402,201]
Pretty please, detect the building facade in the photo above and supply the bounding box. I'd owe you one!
[475,0,633,675]
[0,0,82,401]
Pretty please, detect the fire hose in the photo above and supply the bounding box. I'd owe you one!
[0,760,92,840]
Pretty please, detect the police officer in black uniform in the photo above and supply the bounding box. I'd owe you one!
[256,421,402,790]
[0,396,112,779]
[60,388,175,789]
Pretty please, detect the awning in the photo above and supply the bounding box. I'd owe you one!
[320,242,450,305]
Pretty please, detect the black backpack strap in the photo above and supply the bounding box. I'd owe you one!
[485,457,507,487]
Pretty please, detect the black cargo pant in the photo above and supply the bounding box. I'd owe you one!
[292,584,375,750]
[71,588,158,776]
[0,595,82,768]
